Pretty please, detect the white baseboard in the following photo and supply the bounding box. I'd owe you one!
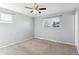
[56,40,75,46]
[35,37,75,46]
[0,37,33,48]
[36,37,57,42]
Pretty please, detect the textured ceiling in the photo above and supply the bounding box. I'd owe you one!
[0,3,78,18]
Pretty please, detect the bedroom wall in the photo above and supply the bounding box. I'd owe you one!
[34,12,75,45]
[76,8,79,53]
[0,7,34,47]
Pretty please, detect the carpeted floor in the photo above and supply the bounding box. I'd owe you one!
[0,38,78,55]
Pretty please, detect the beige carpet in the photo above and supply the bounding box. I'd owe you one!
[0,38,78,55]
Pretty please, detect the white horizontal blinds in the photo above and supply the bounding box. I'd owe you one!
[48,17,60,27]
[0,13,13,23]
[44,17,60,27]
[52,17,60,23]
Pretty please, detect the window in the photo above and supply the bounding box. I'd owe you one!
[52,17,60,27]
[44,17,60,28]
[0,13,13,23]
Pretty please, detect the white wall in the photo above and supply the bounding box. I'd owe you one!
[0,8,34,47]
[34,13,75,45]
[76,8,79,53]
[78,8,79,53]
[75,9,78,46]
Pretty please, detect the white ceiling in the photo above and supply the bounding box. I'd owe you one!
[0,3,78,18]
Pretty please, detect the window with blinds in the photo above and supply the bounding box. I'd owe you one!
[0,13,13,23]
[44,17,60,28]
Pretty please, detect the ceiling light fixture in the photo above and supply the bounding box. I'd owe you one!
[25,3,46,14]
